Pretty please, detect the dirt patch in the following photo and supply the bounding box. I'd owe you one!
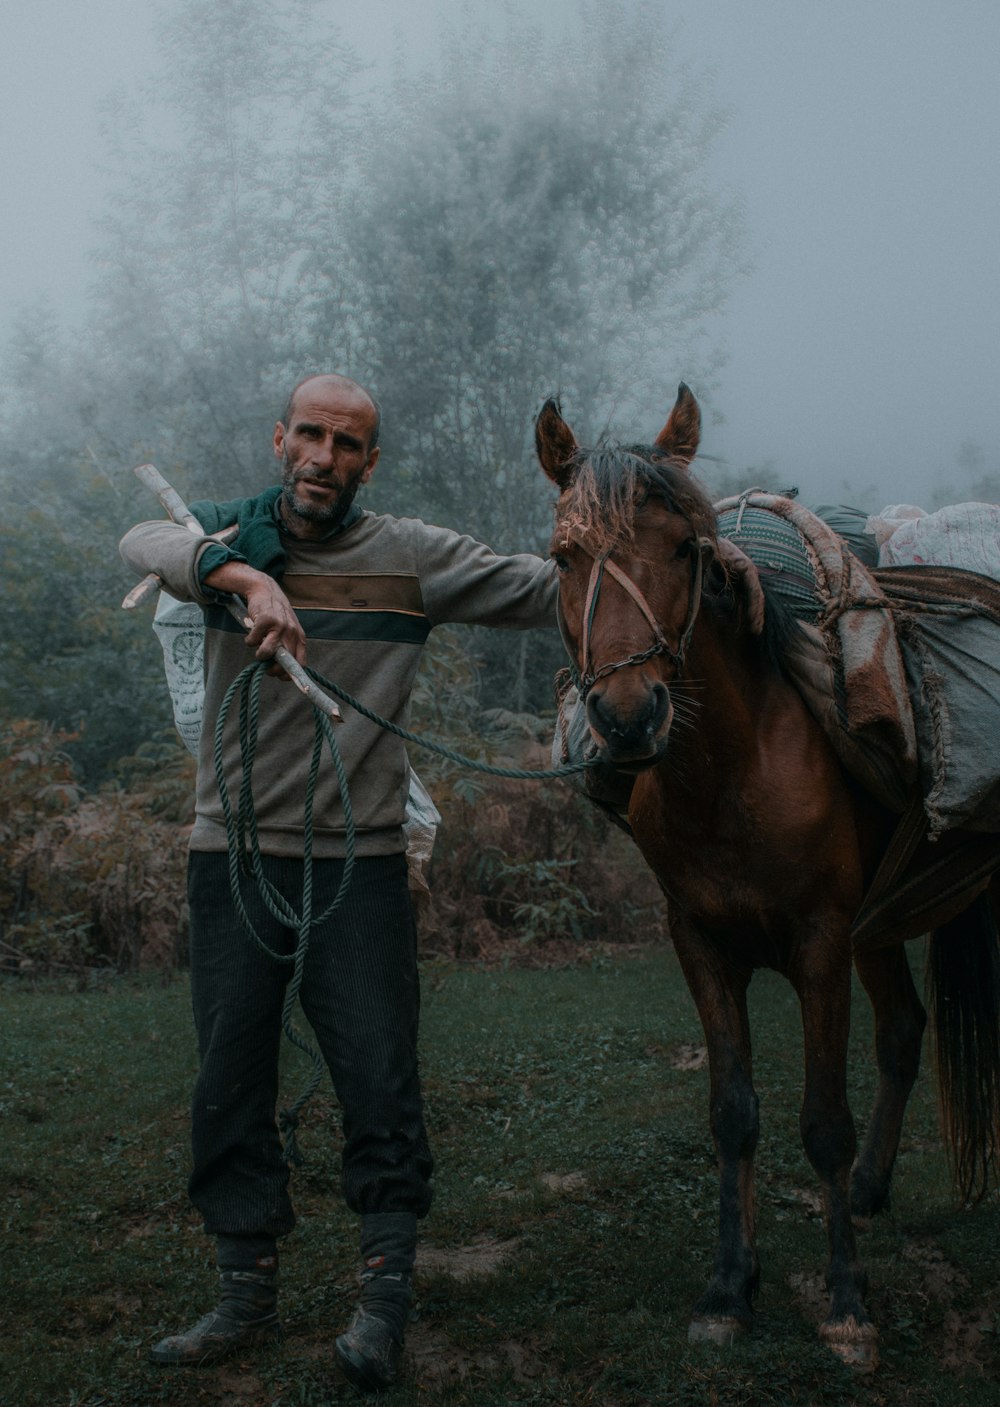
[408,1323,546,1389]
[653,1041,708,1071]
[788,1269,828,1325]
[419,1235,520,1282]
[900,1235,993,1374]
[901,1236,971,1298]
[787,1186,824,1218]
[940,1307,994,1375]
[539,1170,587,1193]
[173,1364,269,1404]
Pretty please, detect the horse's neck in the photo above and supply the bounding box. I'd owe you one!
[668,614,794,780]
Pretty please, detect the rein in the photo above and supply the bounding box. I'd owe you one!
[563,536,712,697]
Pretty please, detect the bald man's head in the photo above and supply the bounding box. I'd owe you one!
[281,375,381,452]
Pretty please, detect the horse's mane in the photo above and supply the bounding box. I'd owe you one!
[554,443,717,554]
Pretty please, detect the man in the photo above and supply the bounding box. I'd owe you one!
[120,373,556,1392]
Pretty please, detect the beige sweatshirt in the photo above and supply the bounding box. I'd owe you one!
[120,509,557,857]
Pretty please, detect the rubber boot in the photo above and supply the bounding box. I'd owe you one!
[149,1235,281,1366]
[335,1213,416,1393]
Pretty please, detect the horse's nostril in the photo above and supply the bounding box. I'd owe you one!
[650,683,670,731]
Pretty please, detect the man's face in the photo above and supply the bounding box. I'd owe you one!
[273,380,380,537]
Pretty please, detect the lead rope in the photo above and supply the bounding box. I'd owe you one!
[214,660,598,1164]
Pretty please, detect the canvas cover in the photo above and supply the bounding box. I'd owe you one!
[715,493,918,813]
[873,566,1000,837]
[718,495,1000,839]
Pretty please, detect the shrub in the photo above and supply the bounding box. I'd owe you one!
[0,720,191,975]
[419,769,665,963]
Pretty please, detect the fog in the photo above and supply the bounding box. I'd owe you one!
[3,0,998,504]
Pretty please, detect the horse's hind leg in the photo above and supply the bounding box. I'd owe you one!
[671,926,760,1343]
[851,944,926,1218]
[793,937,879,1370]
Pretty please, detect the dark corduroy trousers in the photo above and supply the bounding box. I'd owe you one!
[186,850,433,1239]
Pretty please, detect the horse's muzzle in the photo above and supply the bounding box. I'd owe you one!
[585,680,672,766]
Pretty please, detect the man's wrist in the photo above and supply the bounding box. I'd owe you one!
[201,556,268,598]
[197,542,245,588]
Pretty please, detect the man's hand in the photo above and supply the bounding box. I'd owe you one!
[203,562,307,676]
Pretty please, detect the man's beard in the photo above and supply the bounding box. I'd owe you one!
[280,454,365,530]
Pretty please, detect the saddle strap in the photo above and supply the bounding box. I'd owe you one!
[851,794,927,949]
[852,804,998,951]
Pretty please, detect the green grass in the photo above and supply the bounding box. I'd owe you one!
[2,949,998,1405]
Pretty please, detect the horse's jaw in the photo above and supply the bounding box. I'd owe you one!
[587,723,671,772]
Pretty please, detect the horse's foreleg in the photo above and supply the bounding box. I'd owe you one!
[672,929,759,1343]
[851,944,926,1218]
[794,938,878,1371]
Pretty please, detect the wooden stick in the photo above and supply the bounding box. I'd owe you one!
[123,463,342,724]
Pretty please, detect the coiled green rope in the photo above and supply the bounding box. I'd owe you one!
[214,661,596,1163]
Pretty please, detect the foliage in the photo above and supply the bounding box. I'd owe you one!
[0,719,191,975]
[0,424,174,784]
[422,772,663,962]
[3,952,999,1405]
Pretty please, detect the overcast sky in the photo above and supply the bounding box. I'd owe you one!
[2,0,998,504]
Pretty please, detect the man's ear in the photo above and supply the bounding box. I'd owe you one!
[361,446,380,483]
[273,421,286,460]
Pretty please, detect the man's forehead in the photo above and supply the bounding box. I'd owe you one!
[289,377,376,426]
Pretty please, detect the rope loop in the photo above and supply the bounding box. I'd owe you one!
[213,660,599,1162]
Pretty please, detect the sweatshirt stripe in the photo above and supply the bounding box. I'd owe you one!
[205,604,430,645]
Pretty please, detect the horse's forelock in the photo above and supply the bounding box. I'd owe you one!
[555,444,716,553]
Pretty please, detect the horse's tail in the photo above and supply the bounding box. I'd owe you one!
[927,882,1000,1203]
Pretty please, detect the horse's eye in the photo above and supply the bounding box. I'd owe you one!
[675,538,695,560]
[552,553,570,573]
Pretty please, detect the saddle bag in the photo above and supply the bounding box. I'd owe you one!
[715,493,918,813]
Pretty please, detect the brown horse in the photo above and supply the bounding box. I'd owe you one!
[536,385,1000,1370]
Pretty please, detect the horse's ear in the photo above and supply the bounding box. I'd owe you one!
[654,383,701,467]
[535,398,579,490]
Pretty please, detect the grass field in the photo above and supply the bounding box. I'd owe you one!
[3,945,999,1406]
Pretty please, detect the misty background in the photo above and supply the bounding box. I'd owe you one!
[4,0,998,497]
[1,0,998,786]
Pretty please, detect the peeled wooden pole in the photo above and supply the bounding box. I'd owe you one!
[122,462,342,724]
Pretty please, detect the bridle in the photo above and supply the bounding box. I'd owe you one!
[558,534,713,698]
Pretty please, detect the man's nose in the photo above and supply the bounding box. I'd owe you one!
[310,435,336,468]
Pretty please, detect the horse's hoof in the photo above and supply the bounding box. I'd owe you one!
[688,1316,747,1347]
[819,1317,879,1373]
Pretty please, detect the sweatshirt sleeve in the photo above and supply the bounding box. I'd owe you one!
[119,520,227,605]
[416,522,558,629]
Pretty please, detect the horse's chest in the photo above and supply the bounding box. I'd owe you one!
[631,796,783,923]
